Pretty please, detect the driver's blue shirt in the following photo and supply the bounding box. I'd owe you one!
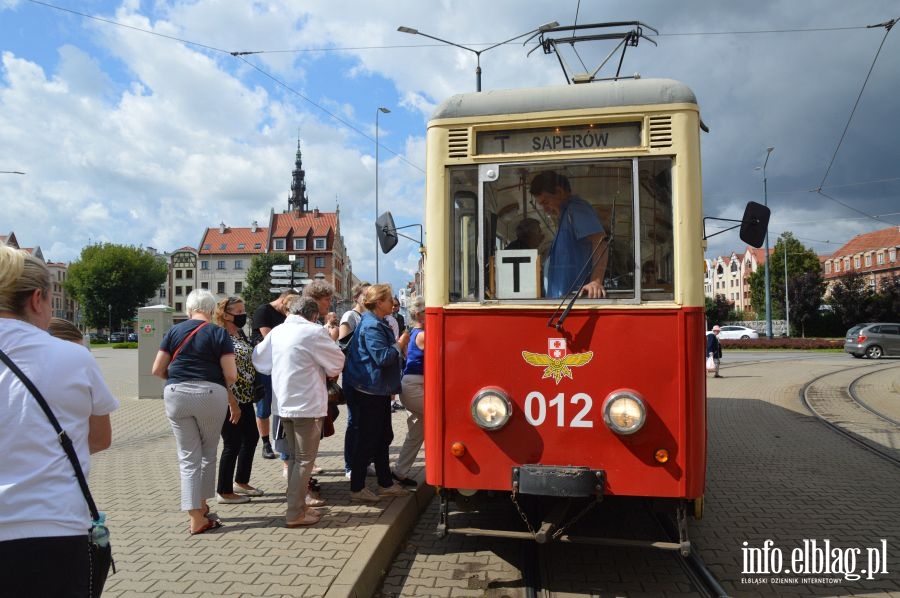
[545,195,604,298]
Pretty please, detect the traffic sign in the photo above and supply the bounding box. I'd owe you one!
[272,264,292,271]
[269,287,291,294]
[271,278,293,285]
[270,271,292,278]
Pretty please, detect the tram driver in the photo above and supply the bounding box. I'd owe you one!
[529,171,609,299]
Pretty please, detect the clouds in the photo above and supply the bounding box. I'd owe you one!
[0,0,897,294]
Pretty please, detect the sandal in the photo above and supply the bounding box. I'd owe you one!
[285,511,321,528]
[189,518,222,535]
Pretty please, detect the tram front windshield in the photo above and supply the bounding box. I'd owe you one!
[448,158,674,303]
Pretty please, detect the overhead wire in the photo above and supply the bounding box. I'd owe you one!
[23,0,423,174]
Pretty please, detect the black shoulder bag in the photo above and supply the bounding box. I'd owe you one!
[0,348,115,598]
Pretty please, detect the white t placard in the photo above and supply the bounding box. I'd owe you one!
[496,249,540,299]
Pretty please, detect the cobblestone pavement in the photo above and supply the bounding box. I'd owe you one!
[87,347,433,598]
[377,355,900,597]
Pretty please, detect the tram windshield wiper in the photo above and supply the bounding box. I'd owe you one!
[547,237,610,331]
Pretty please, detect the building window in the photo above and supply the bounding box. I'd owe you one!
[890,249,897,262]
[294,238,306,250]
[297,257,305,270]
[185,286,193,294]
[864,254,872,267]
[315,257,325,268]
[234,281,243,294]
[825,262,831,274]
[175,270,183,279]
[175,302,183,312]
[234,260,243,270]
[217,282,226,294]
[201,260,209,270]
[274,239,286,251]
[877,253,884,265]
[314,237,326,250]
[854,256,861,269]
[200,282,209,290]
[834,261,840,273]
[217,260,226,270]
[175,286,183,295]
[186,270,193,279]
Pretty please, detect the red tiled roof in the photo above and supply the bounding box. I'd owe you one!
[271,210,337,238]
[199,227,269,255]
[831,226,900,257]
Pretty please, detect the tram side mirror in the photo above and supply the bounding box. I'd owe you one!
[739,201,771,249]
[376,211,399,254]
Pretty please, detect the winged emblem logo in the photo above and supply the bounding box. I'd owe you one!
[522,338,593,384]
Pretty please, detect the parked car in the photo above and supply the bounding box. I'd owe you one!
[715,325,760,340]
[127,332,138,342]
[88,332,108,344]
[844,323,900,359]
[109,332,126,343]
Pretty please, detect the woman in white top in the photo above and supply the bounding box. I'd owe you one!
[0,245,119,597]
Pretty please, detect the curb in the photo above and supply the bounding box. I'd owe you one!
[325,480,436,598]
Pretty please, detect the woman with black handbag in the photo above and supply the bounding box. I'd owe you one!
[0,245,119,597]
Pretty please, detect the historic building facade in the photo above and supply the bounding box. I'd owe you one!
[822,226,900,292]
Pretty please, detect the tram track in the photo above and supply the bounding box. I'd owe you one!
[800,361,900,467]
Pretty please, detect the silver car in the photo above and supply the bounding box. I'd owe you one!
[844,322,900,359]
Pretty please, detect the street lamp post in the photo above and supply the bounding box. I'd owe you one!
[783,249,790,337]
[375,106,390,283]
[398,21,559,92]
[761,146,774,338]
[108,303,112,336]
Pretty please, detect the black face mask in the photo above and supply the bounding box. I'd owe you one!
[231,313,247,328]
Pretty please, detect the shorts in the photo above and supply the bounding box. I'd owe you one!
[255,373,273,419]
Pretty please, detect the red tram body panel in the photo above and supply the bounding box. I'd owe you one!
[423,306,707,499]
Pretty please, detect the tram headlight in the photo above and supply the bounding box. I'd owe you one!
[602,390,646,435]
[471,388,512,430]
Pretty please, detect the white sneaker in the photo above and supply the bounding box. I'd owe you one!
[344,470,351,479]
[377,483,411,498]
[366,464,376,476]
[349,487,381,503]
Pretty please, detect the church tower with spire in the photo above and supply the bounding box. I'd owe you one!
[287,138,309,214]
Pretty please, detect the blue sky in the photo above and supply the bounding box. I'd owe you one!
[1,0,898,293]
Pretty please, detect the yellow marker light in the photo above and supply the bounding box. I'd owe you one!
[654,449,669,463]
[450,442,466,457]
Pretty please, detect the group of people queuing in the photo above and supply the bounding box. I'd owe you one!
[151,279,426,531]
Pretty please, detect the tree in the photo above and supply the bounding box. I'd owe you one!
[705,294,733,327]
[65,243,168,330]
[243,253,289,325]
[770,233,823,335]
[826,270,875,330]
[870,275,900,322]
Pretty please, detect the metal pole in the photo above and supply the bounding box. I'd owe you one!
[375,106,390,283]
[762,147,774,338]
[784,249,790,337]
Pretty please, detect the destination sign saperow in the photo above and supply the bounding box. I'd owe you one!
[476,122,641,155]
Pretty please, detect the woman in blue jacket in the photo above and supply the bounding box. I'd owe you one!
[343,284,410,502]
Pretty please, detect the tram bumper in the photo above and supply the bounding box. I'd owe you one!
[512,465,604,497]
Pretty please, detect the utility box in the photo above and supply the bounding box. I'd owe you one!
[137,305,174,399]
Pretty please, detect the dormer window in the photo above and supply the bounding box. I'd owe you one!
[294,238,306,250]
[274,239,286,251]
[314,237,326,250]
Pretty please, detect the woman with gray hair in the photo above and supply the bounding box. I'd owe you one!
[392,296,425,486]
[0,245,118,596]
[152,289,239,535]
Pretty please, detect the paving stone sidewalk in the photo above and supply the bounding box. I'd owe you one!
[88,347,433,598]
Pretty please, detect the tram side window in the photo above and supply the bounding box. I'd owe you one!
[638,159,674,301]
[484,160,635,301]
[449,167,479,302]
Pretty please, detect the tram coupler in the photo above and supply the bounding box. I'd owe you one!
[534,501,569,544]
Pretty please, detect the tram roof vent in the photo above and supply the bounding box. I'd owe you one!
[447,128,469,158]
[648,115,672,148]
